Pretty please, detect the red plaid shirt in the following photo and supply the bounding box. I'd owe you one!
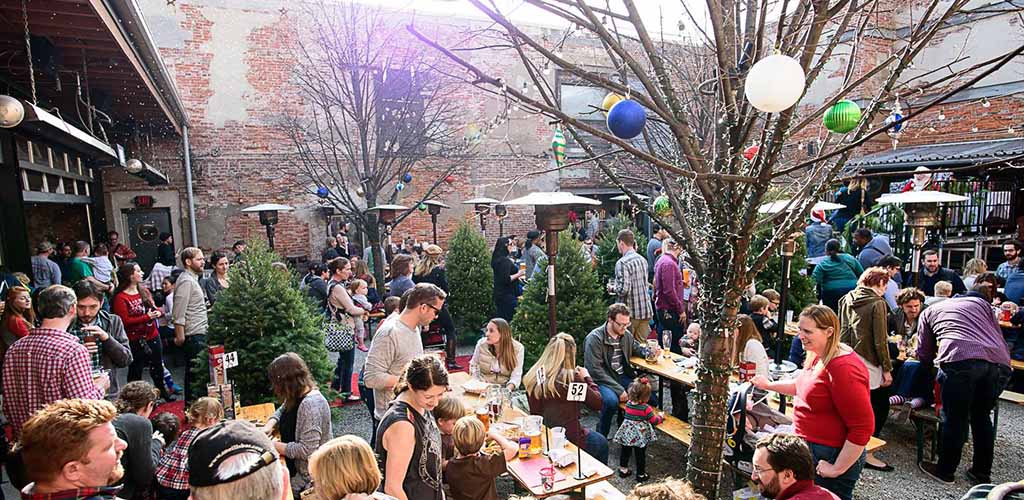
[155,428,203,490]
[20,484,121,499]
[2,327,103,439]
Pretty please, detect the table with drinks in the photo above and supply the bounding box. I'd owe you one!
[448,371,614,498]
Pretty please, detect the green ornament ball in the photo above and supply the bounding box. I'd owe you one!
[823,99,862,133]
[418,203,427,212]
[653,195,671,216]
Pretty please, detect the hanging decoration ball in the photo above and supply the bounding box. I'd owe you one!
[355,186,365,197]
[742,145,760,161]
[601,93,624,113]
[395,182,405,192]
[885,112,904,135]
[551,128,566,168]
[653,195,671,217]
[316,186,330,199]
[0,95,25,128]
[403,172,413,183]
[444,174,456,184]
[606,99,646,140]
[744,54,806,113]
[823,100,862,133]
[418,203,427,212]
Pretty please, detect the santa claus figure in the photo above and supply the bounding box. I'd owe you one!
[901,165,938,192]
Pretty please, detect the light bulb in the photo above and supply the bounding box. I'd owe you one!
[971,126,979,132]
[982,98,990,108]
[938,113,946,120]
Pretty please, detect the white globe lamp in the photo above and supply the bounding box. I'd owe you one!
[0,95,25,128]
[744,54,806,113]
[126,159,145,174]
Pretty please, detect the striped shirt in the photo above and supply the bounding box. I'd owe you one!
[612,249,652,320]
[916,293,1011,368]
[623,402,664,425]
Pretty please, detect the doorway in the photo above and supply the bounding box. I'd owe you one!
[124,208,172,273]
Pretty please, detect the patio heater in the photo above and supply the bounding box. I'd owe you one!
[241,203,294,250]
[504,192,601,337]
[876,191,969,287]
[494,203,508,237]
[462,197,500,232]
[421,200,450,244]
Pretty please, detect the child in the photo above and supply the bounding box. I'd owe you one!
[309,435,396,500]
[348,278,371,351]
[151,411,181,450]
[679,322,701,357]
[155,397,224,500]
[614,377,664,481]
[445,416,518,500]
[748,295,778,355]
[434,395,468,469]
[81,243,116,286]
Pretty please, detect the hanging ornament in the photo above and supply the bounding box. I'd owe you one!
[653,195,671,217]
[823,100,862,133]
[606,99,646,139]
[403,172,413,183]
[744,53,806,113]
[355,186,365,197]
[601,93,624,113]
[551,127,566,168]
[418,203,427,212]
[885,97,904,150]
[316,186,330,199]
[444,174,455,184]
[742,145,760,161]
[396,182,405,192]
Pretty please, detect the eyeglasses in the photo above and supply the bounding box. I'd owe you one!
[751,466,775,477]
[612,320,630,329]
[423,303,441,315]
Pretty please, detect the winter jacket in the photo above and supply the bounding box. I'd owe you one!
[805,223,833,258]
[583,323,648,395]
[838,286,893,373]
[812,254,864,292]
[856,235,892,269]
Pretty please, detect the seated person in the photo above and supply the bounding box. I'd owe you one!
[445,416,518,500]
[583,303,655,437]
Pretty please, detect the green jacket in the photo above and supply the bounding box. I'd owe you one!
[812,254,864,292]
[838,286,893,373]
[583,322,648,395]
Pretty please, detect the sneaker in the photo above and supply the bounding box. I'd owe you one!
[346,394,362,402]
[617,468,631,478]
[919,461,954,484]
[636,473,651,482]
[965,469,991,485]
[168,382,183,395]
[357,345,369,352]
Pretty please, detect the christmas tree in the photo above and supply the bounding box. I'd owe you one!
[594,215,648,302]
[190,240,333,404]
[512,231,605,367]
[446,221,494,343]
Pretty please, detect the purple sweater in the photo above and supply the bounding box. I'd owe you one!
[654,253,686,315]
[916,293,1011,368]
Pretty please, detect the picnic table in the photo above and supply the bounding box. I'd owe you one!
[448,371,614,498]
[238,402,276,426]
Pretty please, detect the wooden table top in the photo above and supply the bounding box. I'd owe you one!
[447,371,614,498]
[1012,359,1024,371]
[238,402,276,425]
[629,352,697,386]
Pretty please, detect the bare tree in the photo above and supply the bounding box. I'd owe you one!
[408,0,1024,495]
[285,3,472,286]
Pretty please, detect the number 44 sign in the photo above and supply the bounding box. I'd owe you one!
[567,382,587,402]
[223,351,239,369]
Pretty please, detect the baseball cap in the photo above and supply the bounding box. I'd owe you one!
[188,420,279,487]
[527,230,542,240]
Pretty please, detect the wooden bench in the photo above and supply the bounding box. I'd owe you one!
[586,480,626,500]
[1001,390,1024,405]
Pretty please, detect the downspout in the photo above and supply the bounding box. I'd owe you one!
[183,125,198,245]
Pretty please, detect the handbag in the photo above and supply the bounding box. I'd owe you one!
[323,282,355,352]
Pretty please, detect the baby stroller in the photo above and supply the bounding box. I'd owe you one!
[723,382,792,483]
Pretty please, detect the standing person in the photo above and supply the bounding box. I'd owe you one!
[752,433,841,500]
[607,229,652,343]
[646,225,667,281]
[262,353,333,496]
[812,239,863,312]
[72,281,133,398]
[200,251,231,307]
[155,398,225,500]
[83,243,116,290]
[852,229,892,269]
[326,257,370,400]
[995,239,1021,283]
[55,242,74,282]
[413,244,461,370]
[907,250,966,296]
[877,256,903,311]
[364,284,446,425]
[1,286,34,351]
[309,435,397,500]
[805,209,834,262]
[17,399,127,499]
[375,354,448,500]
[525,333,608,463]
[322,237,341,263]
[108,231,137,267]
[445,416,518,500]
[157,232,176,267]
[916,284,1012,485]
[112,381,163,500]
[66,241,112,293]
[614,377,664,481]
[231,240,247,263]
[837,268,894,472]
[469,318,525,391]
[585,303,654,437]
[31,241,62,289]
[652,238,691,420]
[387,254,415,299]
[752,306,873,500]
[522,231,545,280]
[172,247,209,405]
[112,263,171,400]
[2,285,110,440]
[491,237,524,322]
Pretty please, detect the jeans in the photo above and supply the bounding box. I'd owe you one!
[183,334,207,405]
[658,309,690,420]
[128,337,166,396]
[597,374,658,437]
[583,430,609,464]
[936,359,1011,478]
[807,441,866,500]
[333,348,355,394]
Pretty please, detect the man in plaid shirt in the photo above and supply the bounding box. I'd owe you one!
[2,285,109,440]
[607,229,653,343]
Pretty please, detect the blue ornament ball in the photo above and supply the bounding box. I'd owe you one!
[396,182,405,191]
[885,113,904,132]
[606,99,646,140]
[403,172,413,183]
[316,186,329,198]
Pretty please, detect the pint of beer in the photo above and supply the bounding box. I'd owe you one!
[475,406,490,431]
[527,430,542,455]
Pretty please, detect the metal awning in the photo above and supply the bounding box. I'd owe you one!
[845,138,1024,172]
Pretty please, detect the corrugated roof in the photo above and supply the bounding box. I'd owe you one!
[845,138,1024,171]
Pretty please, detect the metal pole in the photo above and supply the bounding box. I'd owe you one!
[182,125,199,246]
[266,224,275,250]
[774,253,792,366]
[499,218,504,237]
[546,230,559,338]
[431,213,438,244]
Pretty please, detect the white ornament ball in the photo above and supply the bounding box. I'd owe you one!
[744,54,806,113]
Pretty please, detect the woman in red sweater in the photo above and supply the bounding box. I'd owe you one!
[753,305,873,500]
[112,263,171,400]
[1,286,35,363]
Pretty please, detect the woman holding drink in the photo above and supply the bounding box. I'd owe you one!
[469,318,525,391]
[491,237,525,322]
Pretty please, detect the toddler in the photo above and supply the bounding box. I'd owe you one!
[445,416,518,500]
[81,243,115,285]
[155,398,224,500]
[614,377,664,481]
[433,395,467,469]
[348,278,371,351]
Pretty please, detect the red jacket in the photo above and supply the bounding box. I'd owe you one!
[778,479,840,500]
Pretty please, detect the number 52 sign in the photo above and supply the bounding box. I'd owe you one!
[567,382,587,402]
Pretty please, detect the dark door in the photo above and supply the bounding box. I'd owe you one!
[124,208,172,274]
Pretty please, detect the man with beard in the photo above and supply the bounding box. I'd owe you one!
[71,281,132,398]
[906,250,965,297]
[752,433,839,499]
[172,247,209,405]
[19,399,128,499]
